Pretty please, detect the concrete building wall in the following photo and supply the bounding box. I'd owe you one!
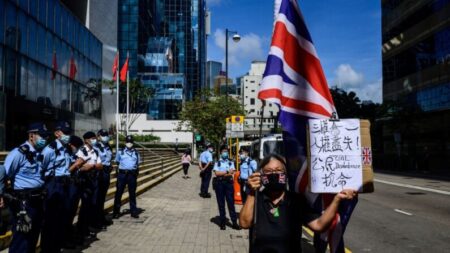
[126,114,193,143]
[240,61,279,135]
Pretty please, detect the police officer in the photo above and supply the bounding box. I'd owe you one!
[213,145,240,230]
[113,135,140,219]
[199,144,214,198]
[238,147,257,203]
[64,135,84,247]
[3,122,48,252]
[40,121,75,252]
[94,129,113,228]
[75,131,102,240]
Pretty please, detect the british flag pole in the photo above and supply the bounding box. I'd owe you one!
[258,0,357,252]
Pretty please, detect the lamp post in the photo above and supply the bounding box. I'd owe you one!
[225,29,240,102]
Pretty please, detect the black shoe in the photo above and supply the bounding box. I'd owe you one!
[204,193,212,198]
[232,222,241,230]
[131,213,139,219]
[62,241,77,249]
[220,223,226,230]
[112,213,120,219]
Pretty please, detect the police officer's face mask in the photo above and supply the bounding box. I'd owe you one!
[101,136,110,143]
[126,142,133,148]
[34,134,47,150]
[261,172,287,193]
[60,134,70,145]
[221,152,229,159]
[90,138,97,146]
[240,154,247,160]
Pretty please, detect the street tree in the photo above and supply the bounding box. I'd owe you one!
[107,79,154,133]
[178,89,245,146]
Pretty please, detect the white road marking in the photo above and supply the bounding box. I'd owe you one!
[394,209,413,216]
[374,179,450,196]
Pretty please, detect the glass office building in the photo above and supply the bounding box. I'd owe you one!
[0,0,102,150]
[381,0,450,172]
[118,0,206,119]
[206,60,222,90]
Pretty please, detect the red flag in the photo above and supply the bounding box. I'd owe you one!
[69,56,77,80]
[120,57,129,83]
[112,53,119,81]
[51,52,58,80]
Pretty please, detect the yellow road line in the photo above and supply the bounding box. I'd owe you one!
[302,226,352,253]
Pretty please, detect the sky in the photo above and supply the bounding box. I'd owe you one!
[206,0,382,103]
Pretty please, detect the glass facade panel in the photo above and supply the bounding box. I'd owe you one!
[0,0,4,44]
[27,60,37,101]
[19,57,27,98]
[27,18,37,59]
[38,0,47,24]
[5,1,17,50]
[18,10,28,54]
[29,0,37,18]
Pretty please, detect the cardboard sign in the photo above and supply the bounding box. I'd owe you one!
[308,119,363,193]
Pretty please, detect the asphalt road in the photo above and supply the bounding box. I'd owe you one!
[344,173,450,253]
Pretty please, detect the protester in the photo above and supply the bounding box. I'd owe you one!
[181,149,192,179]
[239,154,357,253]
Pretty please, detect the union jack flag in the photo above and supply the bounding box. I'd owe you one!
[258,0,357,252]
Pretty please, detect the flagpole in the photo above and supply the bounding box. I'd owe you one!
[126,51,130,136]
[116,51,120,152]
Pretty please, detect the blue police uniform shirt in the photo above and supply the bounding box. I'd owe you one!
[41,139,71,177]
[200,150,213,164]
[4,141,45,190]
[0,165,5,195]
[115,147,140,170]
[239,157,257,180]
[213,159,235,173]
[94,142,113,166]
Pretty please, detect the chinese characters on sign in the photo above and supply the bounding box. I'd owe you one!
[309,119,362,193]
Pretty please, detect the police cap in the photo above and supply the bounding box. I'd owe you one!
[97,129,109,137]
[69,135,83,148]
[220,145,229,152]
[240,146,249,153]
[125,135,134,143]
[27,122,49,138]
[54,121,72,134]
[83,131,96,140]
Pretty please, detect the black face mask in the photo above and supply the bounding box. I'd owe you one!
[261,173,287,192]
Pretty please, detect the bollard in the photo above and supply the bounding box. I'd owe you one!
[161,159,164,177]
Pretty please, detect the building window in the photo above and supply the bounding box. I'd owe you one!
[251,90,255,92]
[250,80,255,83]
[269,103,272,107]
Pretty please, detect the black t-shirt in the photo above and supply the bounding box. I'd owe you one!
[249,191,320,253]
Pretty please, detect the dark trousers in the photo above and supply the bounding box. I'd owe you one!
[200,164,212,194]
[9,193,43,253]
[113,170,138,215]
[96,167,111,223]
[214,179,237,224]
[239,179,248,203]
[182,163,190,175]
[41,177,77,252]
[77,173,97,236]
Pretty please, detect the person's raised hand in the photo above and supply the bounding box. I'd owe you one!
[247,172,262,192]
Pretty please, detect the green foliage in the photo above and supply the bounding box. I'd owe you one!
[178,89,245,145]
[119,134,161,142]
[330,87,362,118]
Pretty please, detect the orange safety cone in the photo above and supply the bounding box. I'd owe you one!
[233,171,242,205]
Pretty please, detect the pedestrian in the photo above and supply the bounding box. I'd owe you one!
[93,129,113,228]
[239,154,357,253]
[113,135,141,219]
[75,131,103,241]
[212,145,240,230]
[238,147,257,203]
[199,144,214,198]
[2,122,48,252]
[40,121,77,252]
[181,149,192,179]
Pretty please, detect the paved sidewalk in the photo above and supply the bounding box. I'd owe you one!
[66,165,316,253]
